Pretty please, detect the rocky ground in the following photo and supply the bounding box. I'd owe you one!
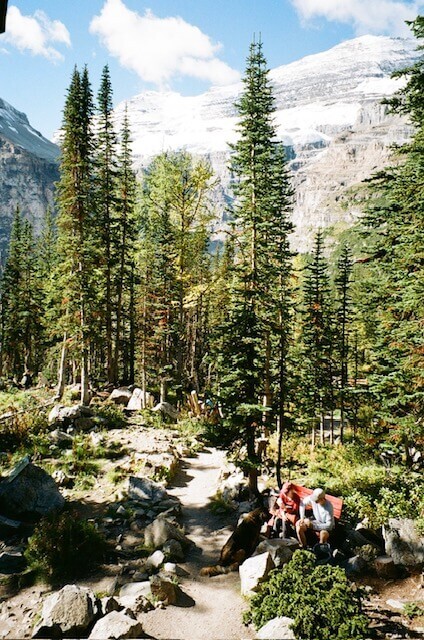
[0,415,423,639]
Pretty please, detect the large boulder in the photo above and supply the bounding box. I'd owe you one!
[152,401,179,421]
[254,538,296,568]
[48,404,93,427]
[239,551,275,597]
[128,476,167,505]
[256,616,296,639]
[162,539,185,562]
[0,551,26,574]
[126,388,154,411]
[0,457,65,518]
[383,518,424,567]
[88,611,145,639]
[143,516,192,550]
[119,582,152,600]
[32,585,99,638]
[109,387,132,406]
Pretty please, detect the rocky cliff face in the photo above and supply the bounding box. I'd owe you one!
[0,99,59,256]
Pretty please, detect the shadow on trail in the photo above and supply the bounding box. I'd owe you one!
[169,463,195,488]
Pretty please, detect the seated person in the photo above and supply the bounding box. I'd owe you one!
[296,487,334,547]
[267,481,300,538]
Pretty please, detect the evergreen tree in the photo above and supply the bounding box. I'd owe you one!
[300,230,334,444]
[55,65,96,403]
[334,242,353,442]
[36,207,59,375]
[95,64,119,383]
[216,40,294,494]
[358,17,424,454]
[113,107,137,384]
[1,208,43,378]
[1,207,25,376]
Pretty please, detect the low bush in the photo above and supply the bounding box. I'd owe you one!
[243,550,370,640]
[0,409,49,454]
[94,402,126,429]
[25,510,108,583]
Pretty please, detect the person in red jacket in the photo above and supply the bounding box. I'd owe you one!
[267,481,300,538]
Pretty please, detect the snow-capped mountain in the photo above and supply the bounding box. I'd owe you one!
[0,98,59,253]
[0,35,418,254]
[114,35,417,250]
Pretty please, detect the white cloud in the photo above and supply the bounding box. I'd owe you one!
[1,5,70,61]
[290,0,424,36]
[89,0,240,87]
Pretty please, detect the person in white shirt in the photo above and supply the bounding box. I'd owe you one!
[296,487,334,548]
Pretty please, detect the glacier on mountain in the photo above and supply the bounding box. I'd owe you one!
[112,35,417,250]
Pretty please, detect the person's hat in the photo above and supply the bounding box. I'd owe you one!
[282,481,293,494]
[310,488,325,502]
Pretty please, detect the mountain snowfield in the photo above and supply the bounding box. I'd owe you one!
[0,34,418,253]
[114,35,415,158]
[113,35,417,250]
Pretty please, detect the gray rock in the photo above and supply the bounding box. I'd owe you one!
[256,616,296,639]
[128,476,167,504]
[48,429,74,445]
[0,514,22,536]
[162,539,185,561]
[88,611,145,639]
[0,551,26,574]
[374,555,398,578]
[0,457,65,517]
[386,599,406,611]
[74,416,95,431]
[239,552,275,597]
[48,403,93,426]
[126,388,144,411]
[254,539,295,568]
[152,401,179,421]
[144,517,192,549]
[119,593,153,614]
[100,596,122,616]
[119,582,152,600]
[109,388,132,406]
[51,469,73,487]
[344,555,367,576]
[145,549,165,571]
[383,518,424,567]
[33,585,99,638]
[149,575,179,605]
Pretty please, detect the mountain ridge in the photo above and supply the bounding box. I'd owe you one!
[0,34,418,253]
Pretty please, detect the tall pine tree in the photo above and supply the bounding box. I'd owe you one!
[55,66,96,404]
[217,40,294,494]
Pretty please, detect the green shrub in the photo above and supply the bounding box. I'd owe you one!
[403,602,424,619]
[25,510,108,583]
[244,550,370,640]
[0,409,49,453]
[94,402,126,429]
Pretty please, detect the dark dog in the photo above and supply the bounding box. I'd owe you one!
[200,506,269,577]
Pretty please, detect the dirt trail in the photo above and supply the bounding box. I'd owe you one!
[141,447,255,640]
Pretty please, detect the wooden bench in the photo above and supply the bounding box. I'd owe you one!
[291,484,343,520]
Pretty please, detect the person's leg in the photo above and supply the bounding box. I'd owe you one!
[296,521,308,547]
[319,529,330,544]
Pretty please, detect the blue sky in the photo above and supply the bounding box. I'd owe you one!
[0,0,422,139]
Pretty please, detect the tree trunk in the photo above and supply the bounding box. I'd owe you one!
[56,332,68,400]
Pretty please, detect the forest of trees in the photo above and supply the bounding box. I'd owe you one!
[0,19,422,488]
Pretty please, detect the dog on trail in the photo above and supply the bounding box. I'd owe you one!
[200,506,269,577]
